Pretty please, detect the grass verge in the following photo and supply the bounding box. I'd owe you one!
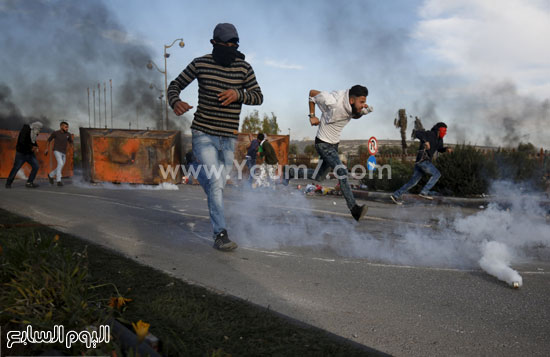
[0,208,384,356]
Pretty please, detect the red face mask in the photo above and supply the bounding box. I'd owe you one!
[438,127,447,138]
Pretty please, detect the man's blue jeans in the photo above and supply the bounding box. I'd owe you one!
[191,129,236,235]
[393,161,441,198]
[246,157,256,185]
[291,142,356,210]
[6,152,39,184]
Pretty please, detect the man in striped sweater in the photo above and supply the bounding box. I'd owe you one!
[168,23,263,251]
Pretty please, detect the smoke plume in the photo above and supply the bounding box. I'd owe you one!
[223,180,549,288]
[0,0,165,131]
[0,83,53,131]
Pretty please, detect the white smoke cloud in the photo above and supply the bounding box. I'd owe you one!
[479,241,522,287]
[415,0,550,97]
[264,59,304,70]
[73,179,178,191]
[410,0,550,147]
[15,170,27,180]
[224,180,549,288]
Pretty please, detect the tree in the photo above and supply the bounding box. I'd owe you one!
[241,110,262,133]
[261,112,280,135]
[517,142,536,154]
[289,143,298,155]
[241,110,280,135]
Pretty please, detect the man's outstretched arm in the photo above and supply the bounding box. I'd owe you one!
[308,89,320,126]
[168,61,197,116]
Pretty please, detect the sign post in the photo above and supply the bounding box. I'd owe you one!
[367,136,378,156]
[367,136,378,172]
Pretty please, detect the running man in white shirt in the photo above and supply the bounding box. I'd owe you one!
[287,85,373,221]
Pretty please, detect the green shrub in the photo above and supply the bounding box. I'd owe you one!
[434,144,497,196]
[406,142,420,155]
[494,149,540,183]
[362,143,545,196]
[363,158,414,192]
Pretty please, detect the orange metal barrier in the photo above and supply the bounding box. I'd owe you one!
[0,129,74,179]
[79,128,181,184]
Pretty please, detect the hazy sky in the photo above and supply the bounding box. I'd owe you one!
[1,0,549,147]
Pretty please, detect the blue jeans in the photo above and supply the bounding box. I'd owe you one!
[191,129,236,235]
[246,157,256,185]
[291,142,356,210]
[7,152,39,184]
[393,161,441,198]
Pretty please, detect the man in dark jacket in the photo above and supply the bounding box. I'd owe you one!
[390,122,452,203]
[5,121,43,188]
[253,133,279,188]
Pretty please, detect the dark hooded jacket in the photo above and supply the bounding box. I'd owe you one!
[259,140,278,165]
[16,124,38,154]
[414,122,448,163]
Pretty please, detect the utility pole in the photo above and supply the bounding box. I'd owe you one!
[93,89,96,128]
[104,82,107,128]
[98,83,101,128]
[87,88,90,127]
[110,79,113,128]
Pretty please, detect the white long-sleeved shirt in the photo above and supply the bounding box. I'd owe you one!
[312,90,357,144]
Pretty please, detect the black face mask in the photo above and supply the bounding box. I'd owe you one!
[212,44,245,67]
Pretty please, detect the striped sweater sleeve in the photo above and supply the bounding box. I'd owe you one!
[236,65,263,105]
[167,60,198,109]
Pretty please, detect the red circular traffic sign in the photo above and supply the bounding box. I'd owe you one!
[367,136,378,155]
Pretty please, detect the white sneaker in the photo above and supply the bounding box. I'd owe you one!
[390,194,403,205]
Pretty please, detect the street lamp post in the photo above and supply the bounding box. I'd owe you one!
[147,38,185,130]
[149,83,164,130]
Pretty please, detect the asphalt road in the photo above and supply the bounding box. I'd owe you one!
[1,178,549,356]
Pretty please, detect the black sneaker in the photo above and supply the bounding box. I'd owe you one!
[25,182,39,188]
[213,230,238,251]
[5,183,11,189]
[48,174,54,185]
[57,181,64,187]
[390,194,403,205]
[351,204,368,222]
